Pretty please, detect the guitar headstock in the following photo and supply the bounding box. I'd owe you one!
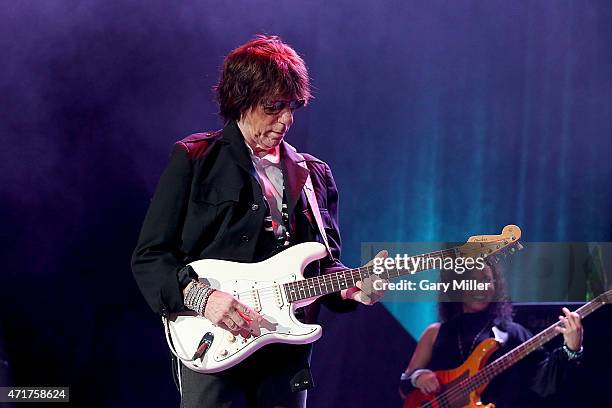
[458,224,523,263]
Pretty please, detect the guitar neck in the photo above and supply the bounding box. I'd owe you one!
[466,294,608,391]
[283,248,457,303]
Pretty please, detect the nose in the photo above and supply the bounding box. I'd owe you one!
[278,107,293,127]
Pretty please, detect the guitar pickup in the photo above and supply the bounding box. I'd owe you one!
[192,332,214,361]
[273,284,284,308]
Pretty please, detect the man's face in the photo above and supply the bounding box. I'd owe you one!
[240,99,298,155]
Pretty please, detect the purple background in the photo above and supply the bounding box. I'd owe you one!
[1,1,611,406]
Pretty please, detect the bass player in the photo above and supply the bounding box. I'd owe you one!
[399,263,584,407]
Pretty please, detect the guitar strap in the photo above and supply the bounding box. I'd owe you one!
[297,160,334,261]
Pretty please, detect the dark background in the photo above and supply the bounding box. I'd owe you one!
[1,1,611,406]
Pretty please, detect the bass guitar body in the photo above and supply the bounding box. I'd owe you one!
[403,339,499,408]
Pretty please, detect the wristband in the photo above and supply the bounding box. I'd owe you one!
[184,280,213,316]
[563,344,583,360]
[410,369,433,387]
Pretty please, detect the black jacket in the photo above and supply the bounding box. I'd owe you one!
[131,121,355,318]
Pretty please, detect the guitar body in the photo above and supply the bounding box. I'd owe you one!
[165,241,329,373]
[403,339,500,408]
[161,225,524,375]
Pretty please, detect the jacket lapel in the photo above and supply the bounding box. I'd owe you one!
[222,121,309,224]
[221,121,260,182]
[281,142,309,222]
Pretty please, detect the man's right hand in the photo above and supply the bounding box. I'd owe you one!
[415,371,440,394]
[203,290,263,338]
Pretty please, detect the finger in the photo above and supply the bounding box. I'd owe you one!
[561,308,576,329]
[361,277,374,295]
[571,312,583,329]
[433,380,441,393]
[567,311,581,326]
[235,302,262,322]
[365,250,388,267]
[222,317,240,334]
[375,250,388,259]
[419,380,429,393]
[239,328,252,339]
[372,278,389,295]
[227,310,249,329]
[427,381,437,394]
[355,291,372,305]
[372,291,384,303]
[554,326,566,334]
[562,308,577,330]
[558,316,567,328]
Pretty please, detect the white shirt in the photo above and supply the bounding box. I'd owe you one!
[245,143,286,238]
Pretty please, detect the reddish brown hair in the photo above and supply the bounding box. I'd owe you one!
[437,262,513,323]
[215,35,312,122]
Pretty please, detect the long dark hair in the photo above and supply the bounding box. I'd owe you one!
[437,262,513,323]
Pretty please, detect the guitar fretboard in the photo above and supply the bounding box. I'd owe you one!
[439,293,609,402]
[283,248,458,303]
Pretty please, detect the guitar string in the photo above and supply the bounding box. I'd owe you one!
[419,298,605,408]
[421,303,595,408]
[208,235,515,301]
[232,247,458,299]
[232,241,510,302]
[211,241,515,308]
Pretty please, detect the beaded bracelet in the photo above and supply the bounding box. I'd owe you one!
[184,280,214,316]
[201,288,216,316]
[563,344,583,360]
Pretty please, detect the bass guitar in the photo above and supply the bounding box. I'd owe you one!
[403,289,611,408]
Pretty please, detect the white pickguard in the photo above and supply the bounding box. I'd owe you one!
[164,241,329,373]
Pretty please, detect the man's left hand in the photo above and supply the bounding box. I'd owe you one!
[341,250,389,305]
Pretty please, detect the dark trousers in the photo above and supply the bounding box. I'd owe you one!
[179,344,310,408]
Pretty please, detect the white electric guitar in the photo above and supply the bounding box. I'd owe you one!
[165,225,522,373]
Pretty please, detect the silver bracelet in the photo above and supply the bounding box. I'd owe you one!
[201,288,216,316]
[184,280,213,315]
[409,369,433,387]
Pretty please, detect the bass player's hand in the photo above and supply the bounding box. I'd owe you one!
[415,371,440,394]
[555,307,583,352]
